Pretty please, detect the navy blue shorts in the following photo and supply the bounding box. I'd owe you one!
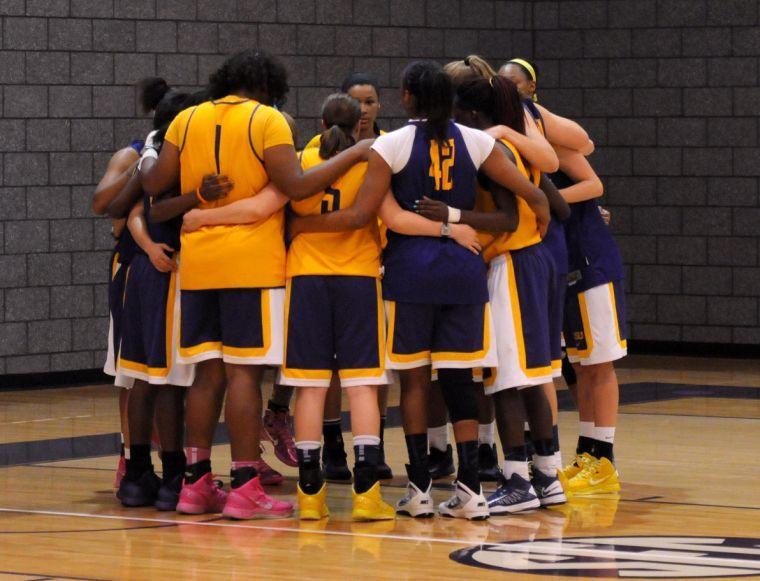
[385,300,496,371]
[485,246,556,393]
[281,276,386,387]
[549,272,567,377]
[104,249,133,387]
[179,287,285,365]
[119,254,193,385]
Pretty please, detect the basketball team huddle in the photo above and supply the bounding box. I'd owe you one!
[92,49,626,522]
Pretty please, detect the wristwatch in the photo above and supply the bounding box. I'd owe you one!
[440,223,451,237]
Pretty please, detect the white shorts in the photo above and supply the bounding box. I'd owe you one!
[484,253,554,395]
[565,281,628,366]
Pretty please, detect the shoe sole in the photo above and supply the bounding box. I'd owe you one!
[489,498,541,514]
[176,502,220,515]
[569,482,621,496]
[439,511,489,521]
[396,510,435,518]
[223,507,294,520]
[155,499,179,511]
[539,493,567,507]
[299,511,329,520]
[120,496,155,508]
[352,511,396,521]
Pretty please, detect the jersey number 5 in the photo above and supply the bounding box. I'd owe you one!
[321,187,341,214]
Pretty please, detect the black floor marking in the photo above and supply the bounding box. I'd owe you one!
[0,571,104,581]
[633,495,663,501]
[1,382,756,467]
[0,515,224,536]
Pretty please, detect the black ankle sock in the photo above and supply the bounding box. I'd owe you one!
[533,438,555,457]
[404,434,431,490]
[552,424,560,453]
[506,445,528,462]
[267,399,289,414]
[298,447,324,494]
[120,441,125,458]
[524,430,535,457]
[160,450,186,482]
[455,440,480,492]
[230,466,258,489]
[592,439,614,462]
[323,419,345,450]
[126,444,152,480]
[185,459,211,484]
[577,435,595,455]
[354,444,380,493]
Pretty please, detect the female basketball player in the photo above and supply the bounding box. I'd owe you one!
[302,73,393,482]
[284,60,550,520]
[500,58,625,495]
[141,49,374,519]
[114,90,194,509]
[92,77,169,489]
[419,75,568,513]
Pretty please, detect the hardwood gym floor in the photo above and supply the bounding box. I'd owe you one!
[0,355,758,580]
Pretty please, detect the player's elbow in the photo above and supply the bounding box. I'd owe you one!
[590,176,604,199]
[540,151,560,174]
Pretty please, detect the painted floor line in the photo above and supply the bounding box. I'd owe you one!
[0,506,480,547]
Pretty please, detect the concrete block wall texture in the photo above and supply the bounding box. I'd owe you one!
[0,0,757,376]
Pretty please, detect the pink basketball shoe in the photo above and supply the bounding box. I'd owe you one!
[114,455,126,491]
[261,408,298,467]
[252,459,284,486]
[222,476,294,520]
[176,473,228,515]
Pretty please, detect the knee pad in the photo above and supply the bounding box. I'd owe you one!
[437,368,478,423]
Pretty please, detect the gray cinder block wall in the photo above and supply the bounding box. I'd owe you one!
[0,0,757,377]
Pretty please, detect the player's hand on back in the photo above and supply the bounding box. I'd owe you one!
[450,224,481,255]
[197,174,234,203]
[414,196,449,223]
[147,242,176,272]
[599,206,611,226]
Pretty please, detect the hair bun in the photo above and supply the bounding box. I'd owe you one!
[464,56,471,66]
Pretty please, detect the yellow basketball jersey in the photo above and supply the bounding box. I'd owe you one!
[164,96,293,290]
[477,138,542,263]
[303,130,389,248]
[286,147,381,278]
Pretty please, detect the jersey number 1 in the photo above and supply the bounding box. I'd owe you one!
[321,187,341,214]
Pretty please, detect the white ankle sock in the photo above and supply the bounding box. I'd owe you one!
[504,460,530,480]
[478,422,495,446]
[579,421,595,438]
[295,440,321,451]
[533,454,556,477]
[427,424,449,452]
[553,451,563,471]
[593,426,615,443]
[353,435,381,447]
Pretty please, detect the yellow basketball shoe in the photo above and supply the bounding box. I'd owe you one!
[352,482,396,521]
[558,453,594,491]
[298,482,329,520]
[566,457,621,496]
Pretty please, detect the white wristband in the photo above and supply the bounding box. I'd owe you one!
[448,206,461,223]
[137,147,158,172]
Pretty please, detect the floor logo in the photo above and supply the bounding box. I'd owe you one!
[450,536,760,578]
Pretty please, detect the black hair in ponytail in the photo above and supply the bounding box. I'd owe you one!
[138,77,170,114]
[318,93,361,159]
[456,75,525,134]
[401,60,452,144]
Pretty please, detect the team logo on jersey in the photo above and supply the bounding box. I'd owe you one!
[450,536,760,578]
